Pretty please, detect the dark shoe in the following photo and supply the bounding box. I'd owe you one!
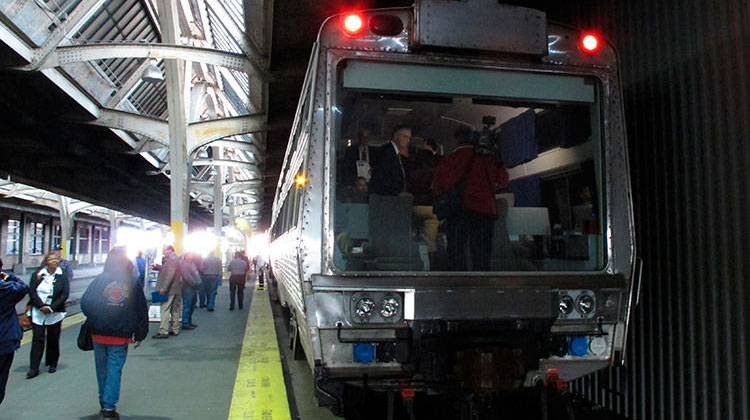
[100,409,119,418]
[229,307,234,311]
[48,366,57,373]
[199,305,206,308]
[238,306,243,310]
[26,369,39,379]
[182,324,196,330]
[169,331,179,336]
[207,308,214,312]
[152,333,169,339]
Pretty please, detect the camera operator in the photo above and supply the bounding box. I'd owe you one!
[432,124,509,271]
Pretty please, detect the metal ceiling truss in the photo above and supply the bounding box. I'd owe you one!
[84,108,266,152]
[107,59,152,108]
[0,180,161,228]
[192,159,260,173]
[200,139,264,161]
[20,42,260,74]
[12,0,107,67]
[1,0,270,229]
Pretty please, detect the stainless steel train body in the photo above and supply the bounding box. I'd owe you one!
[268,0,637,413]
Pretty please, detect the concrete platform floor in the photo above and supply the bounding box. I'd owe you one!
[1,276,332,420]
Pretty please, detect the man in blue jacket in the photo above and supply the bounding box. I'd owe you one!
[0,258,29,405]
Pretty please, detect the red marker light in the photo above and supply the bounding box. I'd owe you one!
[343,14,364,35]
[581,33,600,54]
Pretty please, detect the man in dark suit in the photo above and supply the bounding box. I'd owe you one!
[369,125,412,196]
[343,128,377,186]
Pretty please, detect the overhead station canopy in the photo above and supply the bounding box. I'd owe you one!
[0,0,270,229]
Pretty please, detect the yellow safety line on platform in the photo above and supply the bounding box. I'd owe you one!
[228,285,291,420]
[20,312,86,346]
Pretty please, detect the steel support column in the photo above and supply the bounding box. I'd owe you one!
[213,146,224,256]
[57,196,73,260]
[158,0,189,255]
[109,212,118,248]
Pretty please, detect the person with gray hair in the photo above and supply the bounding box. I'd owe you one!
[369,125,413,196]
[152,245,182,339]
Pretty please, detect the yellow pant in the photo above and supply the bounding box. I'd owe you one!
[413,205,440,253]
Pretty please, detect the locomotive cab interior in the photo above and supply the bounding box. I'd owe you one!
[333,61,605,274]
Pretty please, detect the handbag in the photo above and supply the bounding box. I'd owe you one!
[19,305,32,329]
[77,321,93,351]
[434,152,475,221]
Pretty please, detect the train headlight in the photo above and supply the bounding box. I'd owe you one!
[575,293,595,315]
[380,295,400,319]
[354,296,375,320]
[589,336,608,356]
[558,295,575,317]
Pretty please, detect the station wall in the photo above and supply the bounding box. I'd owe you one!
[532,0,750,419]
[0,202,111,273]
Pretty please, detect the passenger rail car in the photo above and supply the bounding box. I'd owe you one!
[269,1,638,416]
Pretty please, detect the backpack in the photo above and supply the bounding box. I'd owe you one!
[81,273,140,337]
[179,259,202,289]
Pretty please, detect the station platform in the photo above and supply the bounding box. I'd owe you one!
[1,275,336,420]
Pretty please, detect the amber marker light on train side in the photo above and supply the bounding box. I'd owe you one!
[294,174,307,188]
[580,32,601,54]
[343,13,364,35]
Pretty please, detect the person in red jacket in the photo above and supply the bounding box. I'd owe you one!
[432,126,509,271]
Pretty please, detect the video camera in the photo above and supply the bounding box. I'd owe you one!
[473,115,502,160]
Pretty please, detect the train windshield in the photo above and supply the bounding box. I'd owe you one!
[333,61,605,273]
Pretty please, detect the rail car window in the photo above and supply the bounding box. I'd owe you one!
[332,61,605,272]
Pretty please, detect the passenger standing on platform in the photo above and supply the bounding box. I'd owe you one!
[197,257,207,308]
[180,253,201,330]
[0,258,28,405]
[134,251,146,291]
[36,247,73,284]
[81,246,148,419]
[152,246,182,338]
[227,252,248,311]
[200,253,222,312]
[26,252,69,379]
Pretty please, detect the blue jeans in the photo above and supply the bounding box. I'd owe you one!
[181,286,197,327]
[202,275,220,310]
[94,343,128,411]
